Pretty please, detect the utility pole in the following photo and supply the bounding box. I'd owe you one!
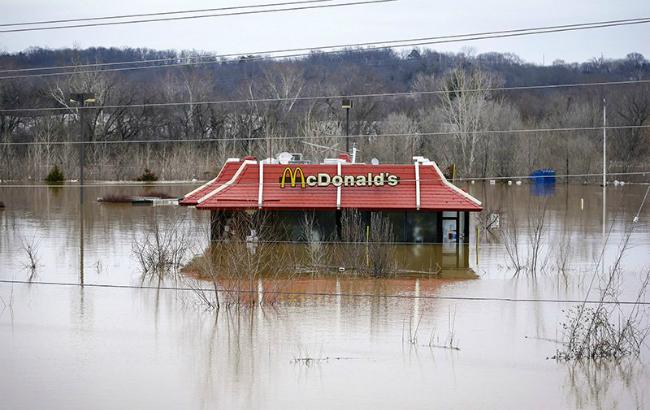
[342,98,353,154]
[601,97,608,280]
[69,92,95,286]
[69,92,96,199]
[602,99,607,242]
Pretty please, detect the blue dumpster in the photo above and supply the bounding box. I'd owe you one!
[530,168,556,196]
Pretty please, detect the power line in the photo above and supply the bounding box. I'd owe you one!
[0,0,395,33]
[0,182,203,188]
[1,78,650,113]
[0,228,639,246]
[0,171,647,188]
[0,233,647,247]
[1,278,648,305]
[0,0,339,28]
[1,17,649,79]
[1,125,649,146]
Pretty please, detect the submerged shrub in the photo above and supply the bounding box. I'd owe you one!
[555,304,647,361]
[97,194,133,203]
[339,210,396,277]
[132,214,189,281]
[44,165,64,184]
[555,259,650,361]
[136,168,158,182]
[184,211,300,310]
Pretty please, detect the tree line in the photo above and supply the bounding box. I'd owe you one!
[0,46,648,182]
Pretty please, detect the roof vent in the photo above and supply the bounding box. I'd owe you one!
[277,152,309,164]
[413,156,432,164]
[289,153,304,163]
[277,152,293,164]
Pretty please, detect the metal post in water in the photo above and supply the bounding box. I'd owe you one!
[79,100,85,195]
[602,99,607,245]
[80,204,84,286]
[475,225,480,265]
[602,98,607,275]
[365,224,370,268]
[79,99,86,285]
[69,93,95,286]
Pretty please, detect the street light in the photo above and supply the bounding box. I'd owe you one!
[68,92,95,287]
[69,92,96,192]
[341,98,353,154]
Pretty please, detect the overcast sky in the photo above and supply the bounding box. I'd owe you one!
[1,0,649,64]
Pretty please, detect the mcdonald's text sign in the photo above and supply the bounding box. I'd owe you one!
[280,167,399,188]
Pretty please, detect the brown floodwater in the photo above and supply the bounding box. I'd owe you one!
[1,182,649,409]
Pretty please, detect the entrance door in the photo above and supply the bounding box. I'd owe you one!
[441,212,460,267]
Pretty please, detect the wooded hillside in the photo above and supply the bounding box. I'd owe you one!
[1,47,648,181]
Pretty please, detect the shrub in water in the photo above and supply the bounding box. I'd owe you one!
[136,168,158,182]
[45,165,64,184]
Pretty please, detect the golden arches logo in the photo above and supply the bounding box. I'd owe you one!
[280,167,306,188]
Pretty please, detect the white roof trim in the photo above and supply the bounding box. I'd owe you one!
[257,161,264,209]
[414,160,421,211]
[183,158,241,200]
[336,162,342,210]
[183,173,221,200]
[430,162,482,207]
[196,160,256,205]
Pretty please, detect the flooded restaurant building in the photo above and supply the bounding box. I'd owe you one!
[180,154,482,274]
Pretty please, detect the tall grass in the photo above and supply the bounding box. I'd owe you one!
[555,187,650,361]
[500,197,550,276]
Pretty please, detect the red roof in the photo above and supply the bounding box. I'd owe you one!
[181,158,482,212]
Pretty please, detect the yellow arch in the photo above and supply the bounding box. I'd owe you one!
[280,167,305,188]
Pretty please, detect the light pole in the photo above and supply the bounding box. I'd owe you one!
[69,92,95,287]
[342,98,353,154]
[69,92,96,195]
[602,98,607,274]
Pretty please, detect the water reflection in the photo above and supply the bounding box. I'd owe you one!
[79,186,85,285]
[563,359,648,410]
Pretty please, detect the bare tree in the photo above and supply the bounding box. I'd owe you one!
[612,84,650,172]
[437,69,501,176]
[376,112,421,163]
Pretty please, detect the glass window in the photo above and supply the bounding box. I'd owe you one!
[405,212,439,243]
[380,211,406,242]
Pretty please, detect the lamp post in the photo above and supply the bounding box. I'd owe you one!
[69,93,95,286]
[342,98,353,154]
[69,92,96,195]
